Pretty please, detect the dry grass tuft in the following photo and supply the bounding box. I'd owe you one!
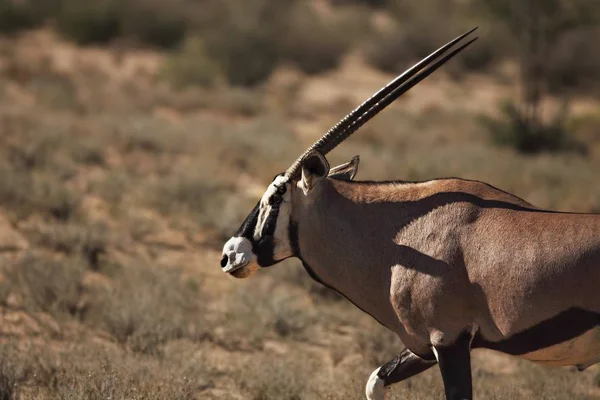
[84,262,204,355]
[25,222,111,269]
[7,252,86,317]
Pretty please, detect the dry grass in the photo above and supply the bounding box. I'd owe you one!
[0,10,599,400]
[6,252,86,317]
[86,263,203,355]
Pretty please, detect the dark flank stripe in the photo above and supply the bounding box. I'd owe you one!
[473,308,600,355]
[348,177,600,216]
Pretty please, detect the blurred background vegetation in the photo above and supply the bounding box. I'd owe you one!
[0,0,599,399]
[3,0,600,152]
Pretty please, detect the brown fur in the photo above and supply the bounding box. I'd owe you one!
[291,176,600,364]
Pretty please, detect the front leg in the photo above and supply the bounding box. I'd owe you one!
[365,348,437,400]
[433,331,473,400]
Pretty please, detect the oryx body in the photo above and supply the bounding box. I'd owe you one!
[220,29,600,399]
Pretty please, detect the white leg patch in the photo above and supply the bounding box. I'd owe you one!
[431,346,440,362]
[365,367,386,400]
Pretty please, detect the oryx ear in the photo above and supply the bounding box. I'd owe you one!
[328,155,359,181]
[300,151,330,195]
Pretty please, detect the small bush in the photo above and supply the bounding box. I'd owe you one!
[546,27,600,96]
[365,21,457,74]
[30,173,81,220]
[161,36,220,89]
[451,26,509,75]
[202,1,289,86]
[366,2,501,75]
[121,1,187,49]
[206,27,279,86]
[239,354,314,399]
[57,0,123,45]
[0,341,199,400]
[280,4,365,75]
[364,24,414,73]
[0,0,41,35]
[145,171,233,222]
[86,263,202,355]
[331,0,385,6]
[484,101,585,154]
[116,118,190,155]
[27,222,111,269]
[365,1,458,73]
[0,167,80,221]
[9,253,85,316]
[70,140,106,166]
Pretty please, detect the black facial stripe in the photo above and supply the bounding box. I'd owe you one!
[289,221,300,257]
[233,174,289,267]
[235,201,260,239]
[255,236,275,266]
[262,203,279,237]
[254,202,281,267]
[472,308,600,355]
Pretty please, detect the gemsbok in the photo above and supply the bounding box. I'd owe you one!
[220,28,600,400]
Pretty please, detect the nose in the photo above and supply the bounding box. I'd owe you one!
[220,254,228,268]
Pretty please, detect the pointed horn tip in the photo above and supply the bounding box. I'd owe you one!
[284,27,478,177]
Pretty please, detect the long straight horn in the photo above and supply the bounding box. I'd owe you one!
[285,27,478,179]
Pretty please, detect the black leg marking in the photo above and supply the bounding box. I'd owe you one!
[435,332,473,400]
[378,348,437,386]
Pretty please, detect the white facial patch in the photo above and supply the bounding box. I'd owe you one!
[253,175,293,261]
[261,175,289,205]
[221,236,255,273]
[254,175,289,241]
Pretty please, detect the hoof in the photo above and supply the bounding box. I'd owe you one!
[365,367,386,400]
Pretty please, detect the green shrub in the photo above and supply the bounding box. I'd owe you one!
[331,0,385,6]
[366,1,501,75]
[280,4,365,75]
[484,101,585,154]
[364,24,415,73]
[0,0,41,35]
[201,1,290,86]
[121,1,186,49]
[365,15,457,74]
[57,0,123,45]
[546,27,600,95]
[160,36,220,89]
[206,26,279,86]
[451,27,507,74]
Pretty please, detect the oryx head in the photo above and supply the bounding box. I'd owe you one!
[221,28,478,278]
